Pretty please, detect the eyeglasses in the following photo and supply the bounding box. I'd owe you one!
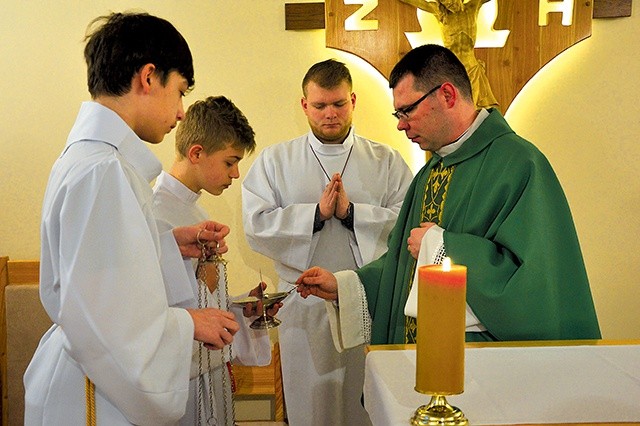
[391,84,442,120]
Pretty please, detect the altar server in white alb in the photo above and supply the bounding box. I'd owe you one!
[152,95,280,425]
[24,12,240,425]
[242,59,413,426]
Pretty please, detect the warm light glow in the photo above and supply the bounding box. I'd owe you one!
[505,28,583,115]
[442,257,452,272]
[330,49,423,173]
[405,1,510,49]
[477,1,510,47]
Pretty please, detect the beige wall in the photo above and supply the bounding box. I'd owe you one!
[1,1,638,339]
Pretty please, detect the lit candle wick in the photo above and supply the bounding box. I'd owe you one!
[442,257,452,272]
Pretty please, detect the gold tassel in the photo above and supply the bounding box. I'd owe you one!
[85,376,96,426]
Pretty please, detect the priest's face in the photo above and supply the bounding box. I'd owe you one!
[392,74,450,152]
[301,81,355,144]
[195,144,245,195]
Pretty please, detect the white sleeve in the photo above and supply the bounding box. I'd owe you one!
[56,161,194,424]
[324,270,372,352]
[241,151,317,273]
[403,226,485,331]
[404,226,445,317]
[159,231,199,308]
[229,293,272,367]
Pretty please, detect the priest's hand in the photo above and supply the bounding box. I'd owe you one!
[296,266,338,301]
[187,307,240,350]
[173,220,230,258]
[243,281,283,318]
[318,173,341,220]
[407,222,436,259]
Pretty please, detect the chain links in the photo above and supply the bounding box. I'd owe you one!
[196,242,235,425]
[216,247,236,424]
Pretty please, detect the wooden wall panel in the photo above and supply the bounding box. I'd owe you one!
[475,0,593,110]
[325,0,421,78]
[593,0,633,18]
[285,2,325,30]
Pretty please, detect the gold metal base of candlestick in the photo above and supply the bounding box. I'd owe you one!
[410,395,468,426]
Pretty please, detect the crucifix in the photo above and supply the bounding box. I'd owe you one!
[285,0,632,30]
[284,0,632,112]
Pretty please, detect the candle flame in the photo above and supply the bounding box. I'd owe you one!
[442,257,452,272]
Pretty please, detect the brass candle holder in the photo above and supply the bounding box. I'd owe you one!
[411,260,468,425]
[411,395,467,425]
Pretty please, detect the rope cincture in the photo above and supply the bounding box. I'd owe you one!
[85,376,96,426]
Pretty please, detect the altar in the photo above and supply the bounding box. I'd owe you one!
[363,340,640,425]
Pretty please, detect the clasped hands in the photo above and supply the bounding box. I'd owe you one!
[318,173,350,221]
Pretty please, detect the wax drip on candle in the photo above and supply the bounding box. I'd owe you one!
[443,257,452,271]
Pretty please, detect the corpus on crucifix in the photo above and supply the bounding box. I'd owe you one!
[401,0,499,109]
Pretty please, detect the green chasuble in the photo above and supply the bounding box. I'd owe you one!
[356,109,601,344]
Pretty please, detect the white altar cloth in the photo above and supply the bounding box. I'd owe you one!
[364,344,640,425]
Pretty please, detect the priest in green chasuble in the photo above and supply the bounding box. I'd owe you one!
[296,44,601,348]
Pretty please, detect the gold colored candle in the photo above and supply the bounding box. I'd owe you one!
[415,258,467,395]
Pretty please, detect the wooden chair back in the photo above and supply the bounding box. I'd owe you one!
[1,257,45,426]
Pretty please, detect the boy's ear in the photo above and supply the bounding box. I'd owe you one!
[187,144,204,163]
[138,64,156,94]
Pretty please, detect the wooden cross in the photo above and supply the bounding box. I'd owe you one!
[284,0,632,111]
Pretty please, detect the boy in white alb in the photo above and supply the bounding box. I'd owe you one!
[153,96,277,425]
[25,13,238,426]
